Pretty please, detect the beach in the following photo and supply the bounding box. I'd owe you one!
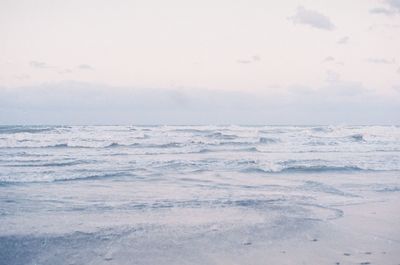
[0,125,399,264]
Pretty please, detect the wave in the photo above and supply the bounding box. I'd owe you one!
[259,137,279,144]
[105,142,121,148]
[239,165,367,174]
[280,165,364,173]
[105,142,183,149]
[137,134,150,139]
[1,126,399,184]
[0,141,186,149]
[310,126,334,133]
[45,143,95,149]
[240,167,269,173]
[0,143,99,149]
[197,147,259,153]
[304,140,339,146]
[172,128,213,134]
[206,132,238,140]
[0,164,394,184]
[241,147,258,152]
[55,172,132,182]
[301,181,357,197]
[348,133,364,142]
[155,142,183,148]
[224,198,285,207]
[0,126,57,134]
[0,171,134,184]
[3,160,90,167]
[218,141,254,146]
[43,141,262,149]
[375,186,400,193]
[258,129,288,134]
[104,142,135,148]
[50,143,69,148]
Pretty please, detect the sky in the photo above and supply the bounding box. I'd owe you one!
[0,0,400,124]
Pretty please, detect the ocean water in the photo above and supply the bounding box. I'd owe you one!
[0,125,399,264]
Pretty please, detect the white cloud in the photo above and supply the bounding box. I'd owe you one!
[29,61,52,69]
[337,36,349,44]
[58,69,73,75]
[368,24,400,31]
[325,70,340,82]
[323,56,335,63]
[370,0,400,16]
[236,59,252,64]
[13,74,30,80]
[289,6,335,31]
[370,7,396,15]
[366,58,396,64]
[0,81,398,125]
[77,64,94,70]
[236,55,261,64]
[388,0,400,12]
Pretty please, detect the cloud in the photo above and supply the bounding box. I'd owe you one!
[77,64,94,70]
[13,74,30,80]
[29,61,52,69]
[370,0,400,16]
[289,6,335,31]
[366,58,396,64]
[322,56,343,66]
[370,7,396,15]
[236,59,252,64]
[323,56,335,63]
[236,55,261,64]
[0,81,398,125]
[368,24,400,31]
[29,62,94,72]
[388,0,400,11]
[337,36,349,44]
[325,70,340,82]
[58,69,73,74]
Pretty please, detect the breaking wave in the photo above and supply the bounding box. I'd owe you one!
[348,134,364,142]
[280,165,364,173]
[0,126,58,134]
[0,125,399,183]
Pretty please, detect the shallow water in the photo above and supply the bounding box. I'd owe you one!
[0,125,399,264]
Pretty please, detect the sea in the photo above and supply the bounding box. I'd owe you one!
[0,125,399,264]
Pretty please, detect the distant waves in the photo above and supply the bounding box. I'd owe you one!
[0,125,399,183]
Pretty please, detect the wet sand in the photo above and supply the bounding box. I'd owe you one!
[1,172,399,265]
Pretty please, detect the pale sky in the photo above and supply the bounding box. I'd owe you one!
[1,0,400,124]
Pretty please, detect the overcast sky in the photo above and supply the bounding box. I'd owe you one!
[1,0,399,124]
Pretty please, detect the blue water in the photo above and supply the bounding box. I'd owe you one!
[0,125,399,182]
[0,125,399,264]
